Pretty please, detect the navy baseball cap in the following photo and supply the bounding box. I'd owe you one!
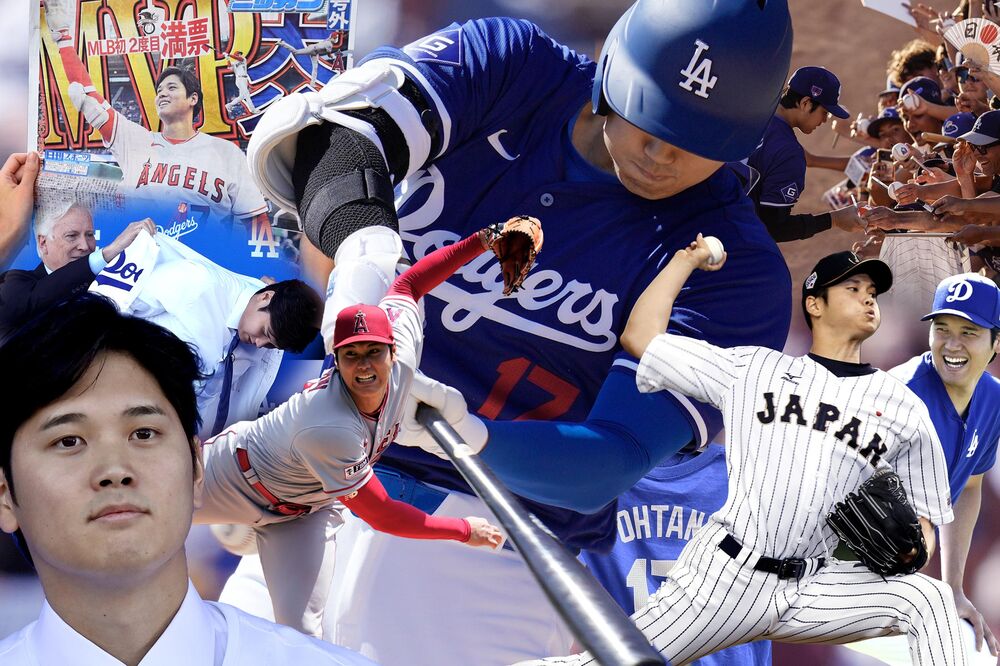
[879,75,901,97]
[942,112,976,140]
[921,273,1000,329]
[787,66,850,119]
[802,251,893,323]
[959,109,1000,145]
[866,107,903,138]
[899,76,943,105]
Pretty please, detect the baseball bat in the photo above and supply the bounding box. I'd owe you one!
[416,404,667,666]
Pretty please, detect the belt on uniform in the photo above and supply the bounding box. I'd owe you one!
[235,447,311,518]
[374,466,515,553]
[718,533,824,580]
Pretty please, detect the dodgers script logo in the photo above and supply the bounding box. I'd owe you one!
[94,250,145,293]
[679,40,718,99]
[397,167,619,352]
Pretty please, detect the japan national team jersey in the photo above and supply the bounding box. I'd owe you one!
[107,115,268,222]
[361,18,791,548]
[637,335,954,558]
[203,294,421,522]
[579,445,772,666]
[747,115,806,209]
[891,353,1000,501]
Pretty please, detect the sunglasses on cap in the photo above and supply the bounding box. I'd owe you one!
[955,67,980,84]
[970,140,1000,154]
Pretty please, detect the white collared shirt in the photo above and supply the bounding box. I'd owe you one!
[124,236,282,440]
[0,582,376,665]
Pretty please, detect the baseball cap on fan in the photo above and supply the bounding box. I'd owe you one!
[787,66,850,119]
[921,273,1000,329]
[959,109,1000,145]
[898,76,943,105]
[801,251,893,324]
[866,107,903,138]
[332,304,394,350]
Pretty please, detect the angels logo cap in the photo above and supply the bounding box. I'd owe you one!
[332,303,394,350]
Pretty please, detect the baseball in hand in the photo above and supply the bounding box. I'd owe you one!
[887,181,904,202]
[891,143,911,162]
[703,235,725,265]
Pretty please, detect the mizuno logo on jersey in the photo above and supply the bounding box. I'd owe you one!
[780,371,800,385]
[678,40,718,99]
[756,391,887,466]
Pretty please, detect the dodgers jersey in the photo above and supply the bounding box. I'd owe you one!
[362,18,791,547]
[747,114,805,209]
[891,352,1000,502]
[200,294,420,524]
[107,116,268,222]
[637,336,954,558]
[579,445,772,666]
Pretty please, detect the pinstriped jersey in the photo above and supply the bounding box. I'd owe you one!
[215,294,422,514]
[636,334,954,560]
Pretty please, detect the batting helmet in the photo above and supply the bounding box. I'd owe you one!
[593,0,793,162]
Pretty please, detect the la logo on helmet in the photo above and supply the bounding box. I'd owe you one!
[679,40,718,99]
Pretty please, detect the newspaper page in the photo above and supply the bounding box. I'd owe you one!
[22,0,355,284]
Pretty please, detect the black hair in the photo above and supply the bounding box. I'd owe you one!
[256,280,323,353]
[802,287,829,330]
[779,87,820,112]
[0,294,204,503]
[155,66,203,121]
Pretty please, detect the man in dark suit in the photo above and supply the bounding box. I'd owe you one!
[0,199,155,342]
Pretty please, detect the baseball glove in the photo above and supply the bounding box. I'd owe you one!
[479,215,543,295]
[826,469,928,576]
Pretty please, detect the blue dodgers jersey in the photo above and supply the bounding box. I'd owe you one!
[363,18,790,548]
[891,353,1000,502]
[747,115,806,208]
[579,446,771,666]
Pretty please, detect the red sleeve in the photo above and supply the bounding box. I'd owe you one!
[339,474,471,542]
[58,46,116,141]
[387,232,484,302]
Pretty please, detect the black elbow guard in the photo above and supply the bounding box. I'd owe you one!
[292,122,400,259]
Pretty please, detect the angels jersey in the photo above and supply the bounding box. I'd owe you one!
[107,116,268,223]
[636,335,954,558]
[199,294,421,525]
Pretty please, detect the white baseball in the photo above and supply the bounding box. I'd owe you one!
[887,181,904,202]
[891,142,911,162]
[703,235,725,265]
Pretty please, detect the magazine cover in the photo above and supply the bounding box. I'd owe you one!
[21,0,355,284]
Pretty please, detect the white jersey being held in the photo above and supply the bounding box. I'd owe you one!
[638,335,953,558]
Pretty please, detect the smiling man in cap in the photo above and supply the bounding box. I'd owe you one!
[888,273,1000,658]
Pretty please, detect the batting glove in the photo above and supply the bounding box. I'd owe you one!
[397,372,488,458]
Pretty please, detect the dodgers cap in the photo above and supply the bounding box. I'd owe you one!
[787,66,850,119]
[921,273,1000,329]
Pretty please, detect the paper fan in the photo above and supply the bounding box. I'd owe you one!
[944,18,1000,75]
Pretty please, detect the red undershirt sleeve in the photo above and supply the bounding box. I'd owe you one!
[339,473,471,542]
[387,232,484,302]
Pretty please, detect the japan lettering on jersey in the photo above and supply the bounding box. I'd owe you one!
[108,115,267,222]
[637,335,953,558]
[362,18,790,548]
[579,446,771,666]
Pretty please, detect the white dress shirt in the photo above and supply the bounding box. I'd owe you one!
[123,236,282,440]
[0,582,377,665]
